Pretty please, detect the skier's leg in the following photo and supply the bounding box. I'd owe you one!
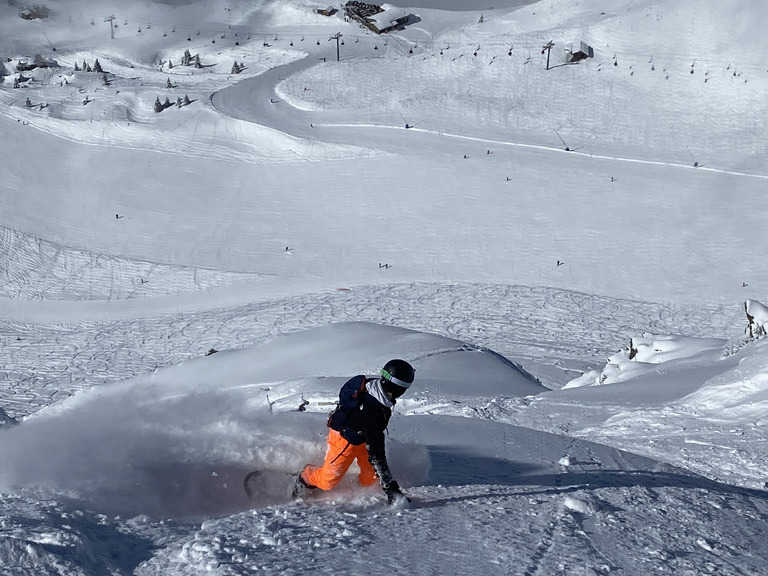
[301,429,355,491]
[354,445,378,487]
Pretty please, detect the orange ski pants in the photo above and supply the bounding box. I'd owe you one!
[301,429,378,490]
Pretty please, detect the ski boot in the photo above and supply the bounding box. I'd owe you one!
[291,473,315,501]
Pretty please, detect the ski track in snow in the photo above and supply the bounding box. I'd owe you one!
[0,283,740,421]
[0,226,268,301]
[3,479,766,576]
[41,480,765,576]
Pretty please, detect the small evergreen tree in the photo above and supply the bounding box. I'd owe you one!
[183,94,191,106]
[164,96,171,108]
[74,62,80,71]
[93,58,103,73]
[154,96,163,113]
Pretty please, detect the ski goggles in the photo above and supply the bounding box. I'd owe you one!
[381,368,412,389]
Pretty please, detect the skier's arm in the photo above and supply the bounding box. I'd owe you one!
[368,443,408,505]
[363,411,403,499]
[366,433,396,490]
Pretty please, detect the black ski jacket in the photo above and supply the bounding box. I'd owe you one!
[344,382,397,491]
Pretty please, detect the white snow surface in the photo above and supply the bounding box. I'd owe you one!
[2,0,768,574]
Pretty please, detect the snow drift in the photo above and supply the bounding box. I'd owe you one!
[0,322,541,517]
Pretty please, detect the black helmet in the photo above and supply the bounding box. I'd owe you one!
[380,359,415,399]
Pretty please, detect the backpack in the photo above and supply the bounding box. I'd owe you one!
[327,375,367,444]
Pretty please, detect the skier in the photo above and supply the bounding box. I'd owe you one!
[293,359,415,506]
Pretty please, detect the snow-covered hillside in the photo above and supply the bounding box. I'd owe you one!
[2,0,768,574]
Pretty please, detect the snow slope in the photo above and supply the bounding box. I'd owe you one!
[2,0,768,574]
[3,0,768,304]
[2,322,768,576]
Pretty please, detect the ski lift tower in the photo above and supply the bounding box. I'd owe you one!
[105,15,115,40]
[329,32,342,61]
[541,40,554,70]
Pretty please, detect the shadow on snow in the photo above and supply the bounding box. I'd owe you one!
[426,445,768,502]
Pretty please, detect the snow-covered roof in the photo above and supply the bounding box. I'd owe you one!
[370,4,407,30]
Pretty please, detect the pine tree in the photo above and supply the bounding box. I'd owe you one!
[164,96,171,108]
[183,94,191,106]
[154,96,163,113]
[93,58,103,73]
[74,62,80,71]
[166,77,173,89]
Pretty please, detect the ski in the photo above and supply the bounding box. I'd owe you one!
[243,469,297,503]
